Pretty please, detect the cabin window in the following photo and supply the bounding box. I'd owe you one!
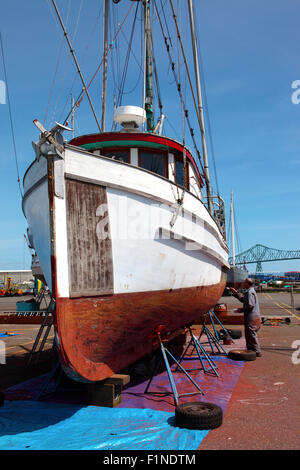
[174,156,189,190]
[102,149,129,163]
[139,150,167,177]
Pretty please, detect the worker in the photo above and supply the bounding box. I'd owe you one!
[230,278,262,357]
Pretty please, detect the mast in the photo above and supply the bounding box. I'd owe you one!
[230,191,236,266]
[143,0,154,132]
[187,0,213,214]
[101,0,109,132]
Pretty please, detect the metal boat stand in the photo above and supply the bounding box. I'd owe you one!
[175,326,219,377]
[197,311,227,355]
[208,310,236,344]
[144,330,204,407]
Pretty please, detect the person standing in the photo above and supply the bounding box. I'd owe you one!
[230,278,262,357]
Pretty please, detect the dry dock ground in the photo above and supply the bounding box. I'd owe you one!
[0,292,299,450]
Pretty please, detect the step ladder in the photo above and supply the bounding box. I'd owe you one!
[27,298,55,366]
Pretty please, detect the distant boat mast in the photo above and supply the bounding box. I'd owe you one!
[230,190,236,267]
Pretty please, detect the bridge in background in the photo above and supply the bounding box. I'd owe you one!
[228,244,300,273]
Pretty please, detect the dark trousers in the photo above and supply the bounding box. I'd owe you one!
[245,317,261,353]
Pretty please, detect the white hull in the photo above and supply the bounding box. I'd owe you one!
[23,144,228,298]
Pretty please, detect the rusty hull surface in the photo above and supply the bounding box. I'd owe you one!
[55,281,225,382]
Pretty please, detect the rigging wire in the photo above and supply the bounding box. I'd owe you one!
[44,0,72,127]
[151,31,163,118]
[118,27,144,96]
[159,0,173,48]
[59,6,103,125]
[75,1,135,111]
[153,0,206,179]
[111,3,121,99]
[0,32,23,198]
[168,0,202,132]
[50,0,84,128]
[63,0,135,130]
[115,2,140,108]
[50,0,101,132]
[193,6,220,196]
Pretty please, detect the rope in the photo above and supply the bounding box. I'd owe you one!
[0,32,23,198]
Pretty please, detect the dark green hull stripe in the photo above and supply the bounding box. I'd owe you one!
[80,140,171,152]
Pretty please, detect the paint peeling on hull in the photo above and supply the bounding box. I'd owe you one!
[55,281,226,382]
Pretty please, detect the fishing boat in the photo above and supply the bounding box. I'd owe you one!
[22,0,229,382]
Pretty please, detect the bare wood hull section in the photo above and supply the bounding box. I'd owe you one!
[65,179,114,297]
[55,280,226,382]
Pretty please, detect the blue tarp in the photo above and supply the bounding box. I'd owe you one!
[0,333,18,338]
[0,401,208,450]
[0,349,245,450]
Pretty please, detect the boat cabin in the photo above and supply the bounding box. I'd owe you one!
[68,131,204,200]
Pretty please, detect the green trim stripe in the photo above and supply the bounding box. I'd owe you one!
[80,140,170,152]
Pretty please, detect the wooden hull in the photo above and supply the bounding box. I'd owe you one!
[23,134,229,382]
[55,281,226,382]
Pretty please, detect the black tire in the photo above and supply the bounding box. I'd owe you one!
[228,349,256,361]
[0,391,4,406]
[220,328,242,339]
[175,402,223,430]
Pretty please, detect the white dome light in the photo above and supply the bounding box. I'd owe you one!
[113,106,146,128]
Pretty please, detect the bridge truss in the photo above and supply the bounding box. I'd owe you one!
[228,244,300,273]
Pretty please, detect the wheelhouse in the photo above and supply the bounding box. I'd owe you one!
[69,132,204,199]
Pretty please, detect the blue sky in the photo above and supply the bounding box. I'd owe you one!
[0,0,299,274]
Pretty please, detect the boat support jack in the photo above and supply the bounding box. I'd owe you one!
[144,328,205,407]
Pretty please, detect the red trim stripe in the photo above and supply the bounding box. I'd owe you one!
[69,132,204,186]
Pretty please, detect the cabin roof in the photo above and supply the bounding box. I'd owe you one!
[69,132,204,187]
